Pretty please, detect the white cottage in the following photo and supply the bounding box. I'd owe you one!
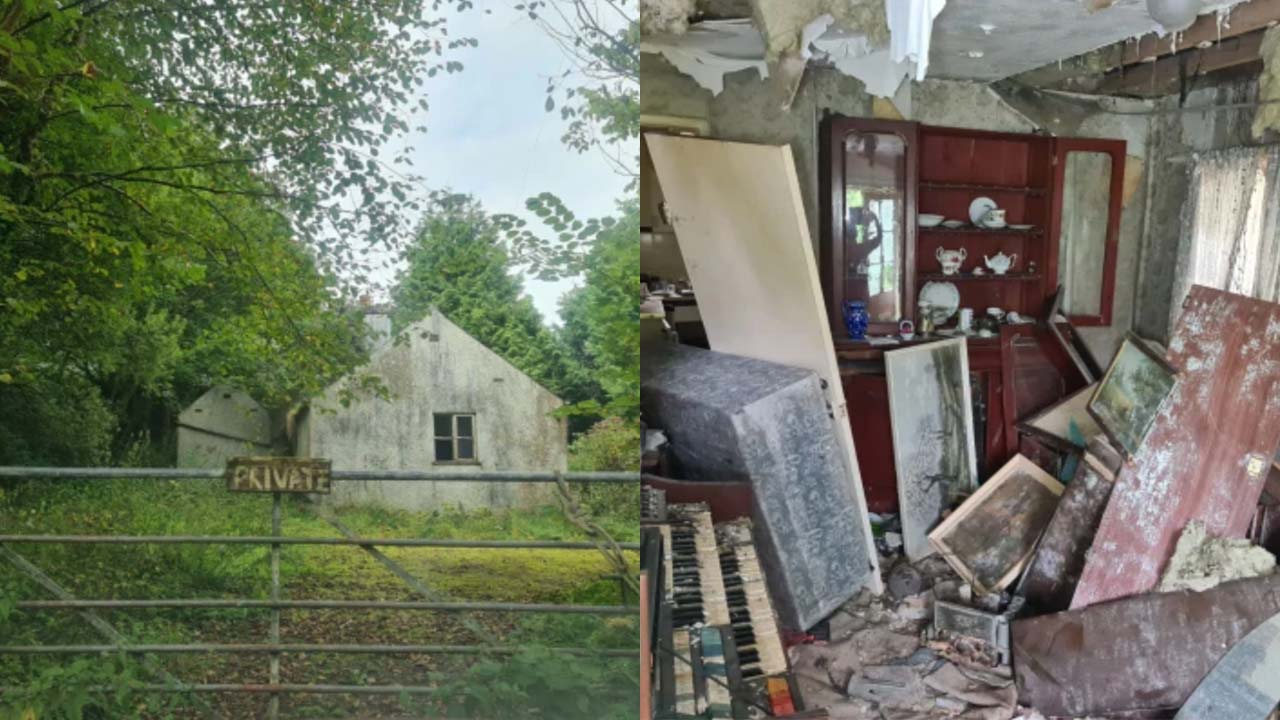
[294,308,569,510]
[177,308,569,510]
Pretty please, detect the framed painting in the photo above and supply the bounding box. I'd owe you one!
[1087,333,1178,457]
[928,454,1065,595]
[885,337,979,561]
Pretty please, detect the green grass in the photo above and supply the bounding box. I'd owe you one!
[0,477,640,719]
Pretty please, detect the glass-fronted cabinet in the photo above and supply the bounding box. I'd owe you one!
[820,117,917,338]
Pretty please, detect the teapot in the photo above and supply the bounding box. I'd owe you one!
[936,247,967,275]
[983,251,1017,275]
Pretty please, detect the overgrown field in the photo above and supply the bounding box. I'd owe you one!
[0,478,640,719]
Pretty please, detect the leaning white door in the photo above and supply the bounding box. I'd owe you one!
[646,133,882,594]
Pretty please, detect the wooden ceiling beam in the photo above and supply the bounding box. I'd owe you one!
[1111,0,1280,69]
[1096,27,1265,95]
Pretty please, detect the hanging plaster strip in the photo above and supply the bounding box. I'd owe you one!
[886,0,947,81]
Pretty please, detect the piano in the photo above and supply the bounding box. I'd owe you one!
[645,502,800,718]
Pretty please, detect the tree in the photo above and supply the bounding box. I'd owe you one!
[524,0,640,183]
[493,1,639,422]
[2,0,477,278]
[0,0,476,461]
[389,192,597,421]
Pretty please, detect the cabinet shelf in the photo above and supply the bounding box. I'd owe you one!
[918,272,1042,282]
[920,182,1048,196]
[919,226,1043,235]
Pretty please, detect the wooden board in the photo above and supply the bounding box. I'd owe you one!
[1015,574,1280,718]
[645,133,883,593]
[1176,611,1280,720]
[1071,286,1280,609]
[928,454,1063,595]
[225,457,331,494]
[1019,445,1120,613]
[885,338,979,560]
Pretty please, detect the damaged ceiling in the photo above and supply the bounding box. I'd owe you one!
[642,0,1251,95]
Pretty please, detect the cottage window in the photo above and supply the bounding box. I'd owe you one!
[434,413,476,462]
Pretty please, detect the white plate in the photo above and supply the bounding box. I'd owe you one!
[969,196,998,225]
[941,220,965,229]
[919,281,960,324]
[1009,224,1033,230]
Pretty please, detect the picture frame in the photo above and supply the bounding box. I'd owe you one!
[885,337,979,561]
[928,454,1065,595]
[1087,332,1178,457]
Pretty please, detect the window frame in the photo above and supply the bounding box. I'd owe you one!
[433,412,477,464]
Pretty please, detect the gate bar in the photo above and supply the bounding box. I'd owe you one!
[0,534,640,550]
[0,544,224,720]
[0,684,443,695]
[267,492,281,720]
[0,467,637,484]
[0,644,638,657]
[16,599,637,614]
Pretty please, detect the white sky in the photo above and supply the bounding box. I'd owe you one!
[375,0,630,325]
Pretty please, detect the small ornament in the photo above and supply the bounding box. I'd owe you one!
[842,300,869,341]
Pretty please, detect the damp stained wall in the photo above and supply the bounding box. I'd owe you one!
[300,308,568,511]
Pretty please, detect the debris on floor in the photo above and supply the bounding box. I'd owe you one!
[789,553,1028,720]
[1157,520,1277,593]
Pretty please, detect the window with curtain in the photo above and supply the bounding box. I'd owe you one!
[1176,146,1280,330]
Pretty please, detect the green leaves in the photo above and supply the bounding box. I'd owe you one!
[389,192,594,414]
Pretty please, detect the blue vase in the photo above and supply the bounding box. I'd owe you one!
[842,300,869,340]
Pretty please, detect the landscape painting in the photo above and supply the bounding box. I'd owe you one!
[929,454,1065,595]
[886,338,979,561]
[1088,334,1178,456]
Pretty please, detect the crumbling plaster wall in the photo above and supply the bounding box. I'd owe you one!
[642,58,1153,360]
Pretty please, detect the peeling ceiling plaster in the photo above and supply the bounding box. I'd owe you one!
[927,0,1243,81]
[642,0,1249,93]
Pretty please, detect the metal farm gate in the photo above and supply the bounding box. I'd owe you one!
[0,463,641,719]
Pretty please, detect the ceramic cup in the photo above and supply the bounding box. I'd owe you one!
[958,308,974,332]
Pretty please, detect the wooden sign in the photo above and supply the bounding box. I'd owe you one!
[226,457,332,494]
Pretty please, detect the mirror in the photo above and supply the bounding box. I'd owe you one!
[1058,151,1113,318]
[842,131,905,323]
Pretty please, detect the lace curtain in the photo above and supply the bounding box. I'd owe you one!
[1174,146,1280,329]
